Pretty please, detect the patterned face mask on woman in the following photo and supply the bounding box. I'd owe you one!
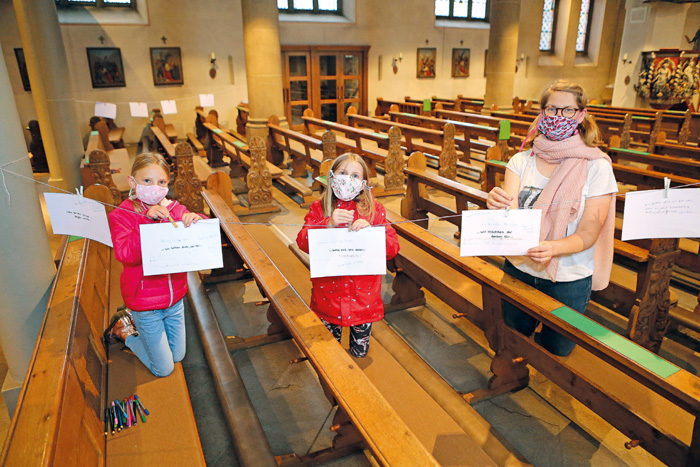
[329,170,365,201]
[537,113,581,141]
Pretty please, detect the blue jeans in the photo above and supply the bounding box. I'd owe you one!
[125,299,186,377]
[502,261,592,357]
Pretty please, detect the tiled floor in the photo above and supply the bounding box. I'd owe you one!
[4,146,700,467]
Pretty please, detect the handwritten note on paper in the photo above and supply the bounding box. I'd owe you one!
[140,219,223,276]
[460,209,541,257]
[95,102,117,119]
[161,100,178,115]
[621,188,700,241]
[199,94,215,107]
[129,102,149,118]
[308,227,387,279]
[44,193,113,247]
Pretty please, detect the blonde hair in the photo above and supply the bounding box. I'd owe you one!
[522,80,602,148]
[321,153,375,222]
[130,153,171,213]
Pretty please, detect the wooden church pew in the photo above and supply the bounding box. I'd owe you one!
[201,184,529,467]
[406,152,686,352]
[385,206,700,467]
[0,185,205,467]
[236,102,249,135]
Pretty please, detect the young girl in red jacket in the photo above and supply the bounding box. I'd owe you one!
[296,153,399,357]
[104,153,205,377]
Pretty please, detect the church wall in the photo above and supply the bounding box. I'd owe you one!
[612,1,700,107]
[1,0,249,145]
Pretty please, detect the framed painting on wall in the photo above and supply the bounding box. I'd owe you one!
[14,48,30,91]
[451,48,470,78]
[417,47,436,78]
[86,47,126,88]
[150,47,184,86]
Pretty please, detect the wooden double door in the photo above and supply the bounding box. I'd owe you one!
[282,45,369,129]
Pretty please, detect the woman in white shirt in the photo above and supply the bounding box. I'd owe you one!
[487,80,617,356]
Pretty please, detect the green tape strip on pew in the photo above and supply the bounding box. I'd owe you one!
[371,132,389,139]
[91,131,98,136]
[610,147,650,156]
[213,128,224,134]
[633,116,653,121]
[551,306,680,379]
[423,99,431,111]
[402,112,418,117]
[499,120,511,140]
[68,235,83,242]
[232,140,246,148]
[488,159,508,167]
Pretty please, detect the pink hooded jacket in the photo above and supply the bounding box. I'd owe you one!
[108,198,201,311]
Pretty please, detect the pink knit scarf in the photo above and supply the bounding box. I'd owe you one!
[531,134,615,290]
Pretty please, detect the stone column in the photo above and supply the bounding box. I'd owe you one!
[240,0,288,140]
[0,44,56,416]
[13,0,83,190]
[484,0,521,111]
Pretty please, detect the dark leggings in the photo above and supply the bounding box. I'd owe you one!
[320,318,373,358]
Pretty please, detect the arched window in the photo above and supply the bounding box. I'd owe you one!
[576,0,594,54]
[538,0,558,53]
[435,0,489,21]
[278,0,341,14]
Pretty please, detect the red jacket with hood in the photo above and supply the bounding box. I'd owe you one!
[109,198,201,311]
[296,199,399,326]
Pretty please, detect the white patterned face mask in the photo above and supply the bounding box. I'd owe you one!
[329,170,365,201]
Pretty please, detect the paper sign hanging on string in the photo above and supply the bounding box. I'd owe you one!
[308,227,387,278]
[129,102,149,118]
[140,219,223,276]
[94,102,117,120]
[43,193,113,247]
[199,94,215,107]
[460,209,541,257]
[161,100,178,115]
[621,188,700,241]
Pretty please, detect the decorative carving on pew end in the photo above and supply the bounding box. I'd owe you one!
[266,114,286,168]
[173,142,205,213]
[87,149,121,205]
[627,238,680,353]
[439,123,458,180]
[647,111,663,154]
[235,136,280,216]
[322,130,337,162]
[678,110,691,146]
[620,114,632,149]
[380,126,406,196]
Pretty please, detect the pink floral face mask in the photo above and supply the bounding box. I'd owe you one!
[537,113,580,141]
[329,170,365,201]
[130,178,168,205]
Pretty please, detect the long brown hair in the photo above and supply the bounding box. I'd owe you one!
[522,80,602,148]
[321,153,375,222]
[129,153,171,213]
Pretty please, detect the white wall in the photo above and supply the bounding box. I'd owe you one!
[611,0,699,107]
[1,0,249,145]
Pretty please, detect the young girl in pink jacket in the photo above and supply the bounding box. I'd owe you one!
[104,153,205,377]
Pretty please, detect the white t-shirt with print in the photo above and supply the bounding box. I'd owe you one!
[505,149,618,282]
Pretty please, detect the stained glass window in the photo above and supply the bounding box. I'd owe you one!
[539,0,558,52]
[279,0,341,14]
[435,0,489,21]
[576,0,594,54]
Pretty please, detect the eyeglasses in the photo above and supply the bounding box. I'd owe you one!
[543,106,580,118]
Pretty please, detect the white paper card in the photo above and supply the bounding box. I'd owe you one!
[94,102,117,119]
[308,227,386,279]
[460,209,541,257]
[129,102,149,118]
[161,100,178,115]
[44,193,113,247]
[140,219,223,276]
[199,94,215,107]
[621,188,700,241]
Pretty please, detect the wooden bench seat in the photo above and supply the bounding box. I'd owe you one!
[203,186,527,466]
[1,186,205,466]
[385,208,700,467]
[187,132,206,158]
